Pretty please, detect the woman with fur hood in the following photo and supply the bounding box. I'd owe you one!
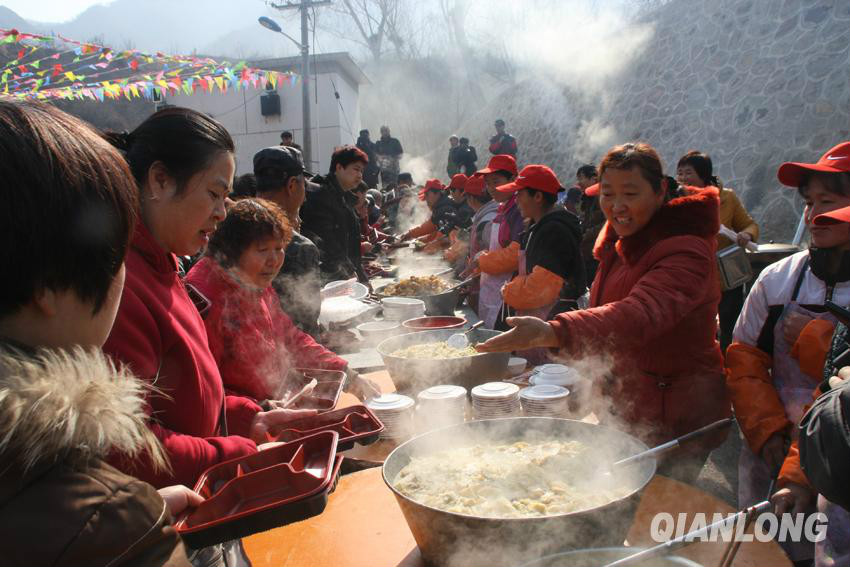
[0,100,192,565]
[477,142,731,482]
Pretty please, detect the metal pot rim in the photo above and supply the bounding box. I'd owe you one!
[382,417,656,523]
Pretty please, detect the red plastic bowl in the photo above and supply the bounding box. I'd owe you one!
[401,316,467,330]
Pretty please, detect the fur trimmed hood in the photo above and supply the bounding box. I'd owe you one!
[0,345,164,472]
[594,186,720,265]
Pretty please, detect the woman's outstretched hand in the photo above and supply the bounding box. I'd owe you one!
[474,317,559,353]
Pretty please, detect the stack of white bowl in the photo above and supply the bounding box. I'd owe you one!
[366,393,415,441]
[530,364,579,388]
[520,385,570,417]
[381,297,426,322]
[529,364,585,415]
[470,382,521,419]
[416,385,467,430]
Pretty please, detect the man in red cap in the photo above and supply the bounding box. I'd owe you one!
[400,178,459,246]
[468,155,525,327]
[448,173,474,229]
[726,141,850,565]
[488,166,585,356]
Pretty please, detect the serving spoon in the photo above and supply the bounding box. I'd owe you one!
[447,320,484,349]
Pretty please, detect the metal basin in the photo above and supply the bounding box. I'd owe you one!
[383,418,657,567]
[375,282,461,316]
[524,547,702,567]
[376,328,510,392]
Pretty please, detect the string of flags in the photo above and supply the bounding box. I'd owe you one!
[0,28,298,102]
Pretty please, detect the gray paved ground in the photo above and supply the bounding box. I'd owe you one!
[693,421,742,506]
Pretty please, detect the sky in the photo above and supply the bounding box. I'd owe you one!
[1,0,114,23]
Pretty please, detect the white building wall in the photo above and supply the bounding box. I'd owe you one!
[166,69,361,176]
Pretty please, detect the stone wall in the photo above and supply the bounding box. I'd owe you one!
[462,0,850,242]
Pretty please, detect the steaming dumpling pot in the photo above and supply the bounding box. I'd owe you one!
[376,329,510,392]
[374,281,462,316]
[382,418,657,567]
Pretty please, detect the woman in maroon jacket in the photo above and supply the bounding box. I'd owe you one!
[477,142,730,482]
[103,108,314,489]
[185,198,379,405]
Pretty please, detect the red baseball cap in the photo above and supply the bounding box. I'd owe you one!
[778,142,850,187]
[584,183,600,197]
[478,154,518,177]
[464,174,487,196]
[448,174,468,191]
[814,205,850,226]
[424,178,445,191]
[497,165,562,195]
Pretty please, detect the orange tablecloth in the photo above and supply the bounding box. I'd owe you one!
[243,468,790,567]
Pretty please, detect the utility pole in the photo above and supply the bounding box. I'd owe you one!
[268,0,331,171]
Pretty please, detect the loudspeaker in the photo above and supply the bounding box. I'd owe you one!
[260,92,281,116]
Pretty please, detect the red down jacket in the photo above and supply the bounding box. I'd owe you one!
[549,188,730,450]
[104,224,259,488]
[185,257,348,403]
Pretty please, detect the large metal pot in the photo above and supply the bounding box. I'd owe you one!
[376,328,510,392]
[383,418,657,567]
[524,547,702,567]
[374,282,461,316]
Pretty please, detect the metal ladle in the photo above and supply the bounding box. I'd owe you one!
[447,320,484,349]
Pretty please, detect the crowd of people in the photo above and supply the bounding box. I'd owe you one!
[2,94,850,567]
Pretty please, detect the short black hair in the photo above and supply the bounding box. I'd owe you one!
[459,137,469,145]
[281,130,293,139]
[329,145,369,176]
[397,173,413,185]
[522,188,557,207]
[677,151,713,186]
[0,100,138,317]
[798,172,850,199]
[232,173,257,199]
[576,164,598,179]
[105,106,234,196]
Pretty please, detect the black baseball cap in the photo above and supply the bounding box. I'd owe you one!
[253,145,305,176]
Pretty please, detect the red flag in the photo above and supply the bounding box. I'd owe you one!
[130,59,139,71]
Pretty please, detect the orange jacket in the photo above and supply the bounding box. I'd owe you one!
[406,219,437,240]
[726,342,792,455]
[777,319,837,489]
[502,265,564,310]
[478,241,520,275]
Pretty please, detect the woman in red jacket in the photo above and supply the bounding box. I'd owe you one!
[477,142,730,482]
[102,108,314,490]
[185,198,380,404]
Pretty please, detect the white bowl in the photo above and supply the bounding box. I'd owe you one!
[357,321,400,342]
[507,357,527,376]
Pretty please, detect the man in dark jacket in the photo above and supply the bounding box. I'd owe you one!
[448,173,474,230]
[356,129,380,188]
[447,135,461,177]
[300,145,370,285]
[493,164,585,332]
[375,125,403,187]
[489,119,518,156]
[456,137,479,175]
[254,145,323,337]
[575,163,603,282]
[400,178,459,241]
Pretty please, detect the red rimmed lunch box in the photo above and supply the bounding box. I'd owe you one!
[273,405,384,451]
[175,430,342,548]
[284,368,347,412]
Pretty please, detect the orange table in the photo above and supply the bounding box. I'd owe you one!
[243,468,790,567]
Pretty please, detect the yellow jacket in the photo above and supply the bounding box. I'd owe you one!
[717,186,759,249]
